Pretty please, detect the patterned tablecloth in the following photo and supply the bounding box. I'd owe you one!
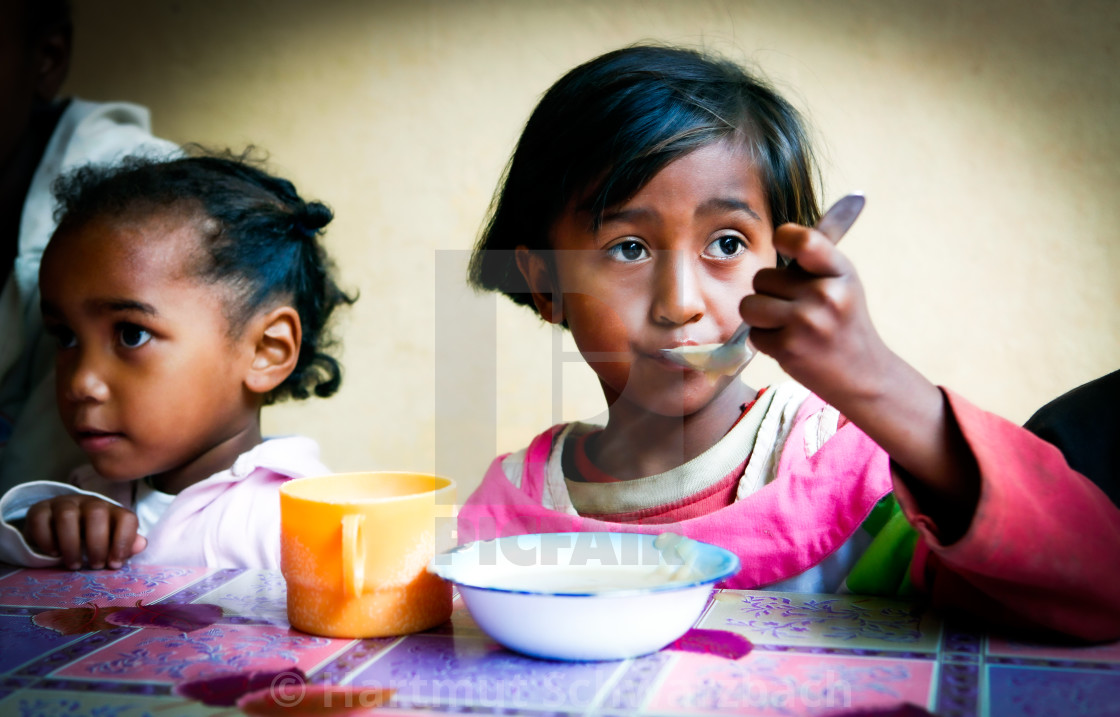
[0,562,1117,716]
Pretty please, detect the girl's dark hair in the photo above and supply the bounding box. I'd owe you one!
[51,149,357,405]
[468,44,821,312]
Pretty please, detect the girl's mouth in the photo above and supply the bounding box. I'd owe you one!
[644,347,698,372]
[645,338,710,371]
[74,429,124,453]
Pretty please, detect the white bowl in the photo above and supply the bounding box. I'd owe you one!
[428,532,740,661]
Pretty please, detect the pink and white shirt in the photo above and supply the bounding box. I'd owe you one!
[0,436,328,569]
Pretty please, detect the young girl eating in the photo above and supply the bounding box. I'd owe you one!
[0,152,354,570]
[462,45,1120,640]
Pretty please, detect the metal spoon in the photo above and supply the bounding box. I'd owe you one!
[659,192,866,376]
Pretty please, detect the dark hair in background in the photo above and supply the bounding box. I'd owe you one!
[51,149,357,405]
[468,44,822,313]
[24,0,71,37]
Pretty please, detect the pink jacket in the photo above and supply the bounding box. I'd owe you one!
[461,388,1120,641]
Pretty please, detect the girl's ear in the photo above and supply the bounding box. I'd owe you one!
[515,246,564,324]
[244,306,302,395]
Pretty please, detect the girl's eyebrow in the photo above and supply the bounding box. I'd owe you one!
[39,298,160,319]
[91,298,160,316]
[599,206,655,226]
[598,197,764,228]
[695,197,763,221]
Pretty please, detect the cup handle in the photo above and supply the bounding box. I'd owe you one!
[341,514,365,598]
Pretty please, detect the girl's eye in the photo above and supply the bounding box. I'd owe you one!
[118,324,152,349]
[607,240,649,263]
[705,235,747,258]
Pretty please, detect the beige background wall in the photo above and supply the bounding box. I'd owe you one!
[66,0,1119,496]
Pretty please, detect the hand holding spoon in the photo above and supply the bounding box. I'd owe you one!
[660,192,866,376]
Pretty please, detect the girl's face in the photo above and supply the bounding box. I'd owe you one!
[538,140,776,417]
[39,213,261,490]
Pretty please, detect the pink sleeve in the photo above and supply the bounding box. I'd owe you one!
[894,388,1120,641]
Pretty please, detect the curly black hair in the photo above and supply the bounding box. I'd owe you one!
[50,149,357,404]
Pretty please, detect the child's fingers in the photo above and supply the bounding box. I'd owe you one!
[738,292,794,330]
[773,223,850,278]
[49,499,85,570]
[81,501,112,570]
[108,511,142,569]
[23,502,59,558]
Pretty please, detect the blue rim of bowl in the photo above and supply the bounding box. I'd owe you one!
[429,533,741,598]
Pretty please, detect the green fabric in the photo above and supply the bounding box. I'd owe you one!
[845,495,921,596]
[860,494,898,537]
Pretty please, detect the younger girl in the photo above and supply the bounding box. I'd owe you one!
[462,45,1120,640]
[0,152,354,570]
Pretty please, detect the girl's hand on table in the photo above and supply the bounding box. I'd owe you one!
[23,496,147,570]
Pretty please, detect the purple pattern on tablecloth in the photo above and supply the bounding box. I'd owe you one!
[754,644,937,660]
[598,652,673,712]
[0,614,83,673]
[649,651,934,716]
[347,633,624,711]
[4,686,241,717]
[699,591,944,672]
[54,623,346,683]
[0,565,208,607]
[194,568,291,627]
[31,678,170,696]
[715,594,927,644]
[941,623,983,656]
[309,637,398,684]
[935,662,980,717]
[158,567,241,605]
[933,622,982,717]
[987,665,1120,716]
[4,569,1120,716]
[9,625,135,678]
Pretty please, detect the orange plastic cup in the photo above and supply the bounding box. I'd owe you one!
[279,471,456,638]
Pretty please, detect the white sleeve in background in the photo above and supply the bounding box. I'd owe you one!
[0,481,124,567]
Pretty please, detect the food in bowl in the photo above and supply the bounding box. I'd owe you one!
[427,532,740,661]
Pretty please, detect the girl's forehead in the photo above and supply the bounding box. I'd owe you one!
[58,211,208,268]
[576,140,765,218]
[587,138,756,196]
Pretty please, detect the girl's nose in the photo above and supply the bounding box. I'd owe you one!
[62,352,110,404]
[652,251,704,326]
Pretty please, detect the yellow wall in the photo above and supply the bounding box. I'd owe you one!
[65,0,1120,495]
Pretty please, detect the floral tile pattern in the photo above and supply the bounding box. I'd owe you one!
[0,565,210,608]
[986,665,1120,716]
[54,623,348,683]
[647,651,935,716]
[348,633,626,711]
[193,568,291,627]
[0,614,85,674]
[698,590,942,652]
[2,565,1119,715]
[0,687,223,716]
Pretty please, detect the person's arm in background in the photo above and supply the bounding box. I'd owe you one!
[1024,369,1120,506]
